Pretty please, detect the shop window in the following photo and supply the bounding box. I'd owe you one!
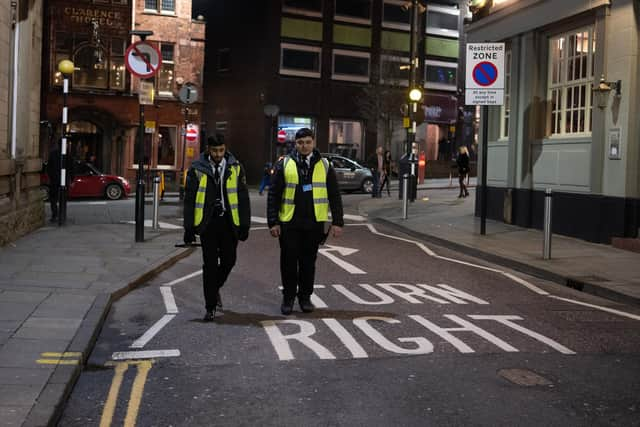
[383,0,410,30]
[73,44,109,89]
[332,49,370,83]
[500,49,512,139]
[218,48,230,72]
[380,55,409,86]
[280,43,321,78]
[424,60,457,91]
[547,26,595,136]
[157,43,175,96]
[277,115,317,157]
[53,33,126,92]
[335,0,371,24]
[283,0,322,17]
[329,119,363,160]
[157,126,176,167]
[426,5,459,38]
[145,0,174,13]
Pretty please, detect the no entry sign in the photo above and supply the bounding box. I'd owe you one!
[465,43,505,105]
[277,129,287,143]
[185,124,199,143]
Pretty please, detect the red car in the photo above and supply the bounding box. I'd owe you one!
[41,161,131,200]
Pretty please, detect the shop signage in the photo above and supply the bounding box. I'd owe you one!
[422,94,458,124]
[465,43,505,105]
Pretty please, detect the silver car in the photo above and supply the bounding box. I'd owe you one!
[322,153,374,194]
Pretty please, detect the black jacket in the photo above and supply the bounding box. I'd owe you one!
[184,151,250,237]
[267,149,344,229]
[456,152,470,175]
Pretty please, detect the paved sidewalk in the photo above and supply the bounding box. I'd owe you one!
[360,182,640,307]
[0,223,190,427]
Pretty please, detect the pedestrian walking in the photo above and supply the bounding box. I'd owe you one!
[367,146,384,197]
[456,145,470,198]
[183,135,251,321]
[378,150,392,197]
[46,141,61,223]
[259,162,272,195]
[267,127,344,315]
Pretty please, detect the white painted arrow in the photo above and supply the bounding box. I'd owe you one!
[318,245,366,274]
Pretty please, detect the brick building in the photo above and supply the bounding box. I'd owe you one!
[0,1,44,245]
[41,0,206,191]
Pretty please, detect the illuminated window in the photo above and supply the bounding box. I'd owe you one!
[424,59,457,91]
[145,0,174,13]
[547,27,595,136]
[380,55,409,86]
[329,119,364,160]
[426,5,459,38]
[157,126,176,167]
[158,43,174,95]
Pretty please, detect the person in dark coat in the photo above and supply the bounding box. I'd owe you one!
[456,145,470,198]
[46,142,61,222]
[183,135,251,321]
[267,128,344,315]
[259,162,272,195]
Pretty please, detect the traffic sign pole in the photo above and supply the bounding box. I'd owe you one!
[480,105,489,236]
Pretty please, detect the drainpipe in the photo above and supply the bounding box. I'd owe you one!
[9,0,19,158]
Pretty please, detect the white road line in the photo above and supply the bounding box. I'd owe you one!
[549,296,640,321]
[318,249,366,274]
[343,214,366,222]
[365,224,547,294]
[130,314,176,349]
[122,220,182,230]
[251,226,270,230]
[160,286,178,313]
[161,270,202,287]
[112,349,181,360]
[251,216,268,224]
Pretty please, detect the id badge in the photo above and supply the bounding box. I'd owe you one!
[302,184,313,192]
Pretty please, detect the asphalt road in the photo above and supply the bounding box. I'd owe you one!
[58,193,640,427]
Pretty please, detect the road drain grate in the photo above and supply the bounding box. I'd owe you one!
[498,368,553,386]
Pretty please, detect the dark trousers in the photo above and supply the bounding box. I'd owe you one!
[200,215,238,311]
[279,225,323,301]
[49,184,59,219]
[379,174,390,196]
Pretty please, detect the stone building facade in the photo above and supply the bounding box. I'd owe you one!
[467,0,639,243]
[0,0,44,246]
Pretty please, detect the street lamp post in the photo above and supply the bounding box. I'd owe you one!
[58,59,74,226]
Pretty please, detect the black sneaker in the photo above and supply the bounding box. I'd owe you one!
[216,291,223,309]
[280,298,294,315]
[299,297,315,313]
[203,309,215,322]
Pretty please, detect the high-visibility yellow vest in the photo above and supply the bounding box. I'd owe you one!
[194,165,240,227]
[279,156,329,223]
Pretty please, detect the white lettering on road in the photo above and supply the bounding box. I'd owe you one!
[377,283,450,304]
[353,317,434,355]
[261,320,335,361]
[333,284,395,305]
[409,314,518,353]
[261,315,575,361]
[469,315,575,354]
[417,284,490,305]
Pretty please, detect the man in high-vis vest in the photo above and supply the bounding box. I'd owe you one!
[184,135,251,321]
[267,128,344,315]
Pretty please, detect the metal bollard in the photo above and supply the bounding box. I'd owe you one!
[152,176,161,231]
[402,173,409,220]
[543,188,552,259]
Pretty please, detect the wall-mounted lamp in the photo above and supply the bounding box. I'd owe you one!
[592,75,621,109]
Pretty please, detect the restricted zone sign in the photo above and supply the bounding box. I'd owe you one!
[125,41,162,79]
[465,43,505,105]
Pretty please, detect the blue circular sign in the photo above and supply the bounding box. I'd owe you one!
[472,61,498,87]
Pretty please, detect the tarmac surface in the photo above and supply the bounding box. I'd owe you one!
[1,178,639,426]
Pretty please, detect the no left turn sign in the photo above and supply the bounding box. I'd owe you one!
[125,41,162,79]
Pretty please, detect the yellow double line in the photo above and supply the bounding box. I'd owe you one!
[100,360,152,427]
[36,352,81,365]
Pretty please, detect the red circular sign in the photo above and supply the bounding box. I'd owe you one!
[277,129,287,143]
[186,127,198,142]
[125,41,162,79]
[472,61,498,87]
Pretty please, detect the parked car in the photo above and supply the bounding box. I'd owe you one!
[321,153,374,194]
[40,161,131,200]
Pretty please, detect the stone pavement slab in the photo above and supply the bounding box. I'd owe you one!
[0,222,193,427]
